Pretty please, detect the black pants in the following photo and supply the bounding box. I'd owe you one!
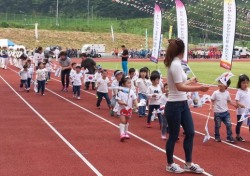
[37,80,45,95]
[85,81,95,89]
[27,78,31,89]
[236,115,243,135]
[61,69,71,88]
[20,79,27,89]
[165,101,194,164]
[73,85,81,97]
[96,91,111,107]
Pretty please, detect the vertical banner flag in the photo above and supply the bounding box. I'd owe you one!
[145,29,148,50]
[169,25,173,39]
[220,0,236,70]
[175,0,188,63]
[35,23,39,41]
[111,25,115,42]
[150,4,162,63]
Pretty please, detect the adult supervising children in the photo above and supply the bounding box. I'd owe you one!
[121,45,129,76]
[59,51,72,92]
[164,38,209,174]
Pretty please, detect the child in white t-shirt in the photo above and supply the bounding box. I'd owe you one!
[70,62,77,85]
[136,67,151,117]
[210,79,237,143]
[159,83,169,139]
[19,64,29,92]
[110,70,123,116]
[36,62,47,96]
[96,69,111,109]
[146,71,163,131]
[94,65,103,83]
[72,66,84,100]
[116,76,138,142]
[235,74,250,141]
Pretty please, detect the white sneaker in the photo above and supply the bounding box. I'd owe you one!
[77,97,80,100]
[184,163,204,174]
[166,163,184,173]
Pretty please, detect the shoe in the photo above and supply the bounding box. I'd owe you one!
[120,134,126,142]
[92,87,96,90]
[236,136,245,142]
[184,163,204,174]
[110,109,114,116]
[64,88,68,92]
[138,115,143,118]
[166,163,184,173]
[77,97,80,100]
[42,94,45,96]
[161,135,167,140]
[125,133,130,139]
[215,137,221,142]
[226,136,235,143]
[73,94,76,98]
[61,87,65,91]
[97,106,100,109]
[84,87,89,90]
[146,123,151,128]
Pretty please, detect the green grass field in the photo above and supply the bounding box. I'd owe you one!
[97,61,250,87]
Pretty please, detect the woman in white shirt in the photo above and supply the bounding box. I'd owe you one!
[164,39,209,174]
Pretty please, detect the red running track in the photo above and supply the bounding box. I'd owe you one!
[1,66,250,176]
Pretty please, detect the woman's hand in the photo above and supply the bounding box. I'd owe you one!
[189,77,198,84]
[199,85,209,92]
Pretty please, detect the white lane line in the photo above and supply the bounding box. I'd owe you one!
[0,75,103,176]
[43,87,214,176]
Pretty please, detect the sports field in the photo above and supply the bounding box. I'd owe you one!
[0,58,250,176]
[98,59,250,86]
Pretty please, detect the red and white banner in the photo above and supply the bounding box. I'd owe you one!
[150,4,162,63]
[175,0,188,63]
[220,0,236,70]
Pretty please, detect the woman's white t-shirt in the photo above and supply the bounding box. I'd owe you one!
[167,57,187,101]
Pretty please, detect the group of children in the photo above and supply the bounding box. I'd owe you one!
[17,57,250,143]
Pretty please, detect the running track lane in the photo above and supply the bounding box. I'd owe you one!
[2,67,250,175]
[0,77,98,176]
[45,69,250,175]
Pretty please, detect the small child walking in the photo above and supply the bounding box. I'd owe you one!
[116,76,138,142]
[136,67,151,117]
[235,74,250,142]
[210,77,237,143]
[160,83,169,140]
[110,70,123,116]
[146,72,163,130]
[19,64,29,92]
[72,65,84,100]
[36,62,47,96]
[96,69,111,109]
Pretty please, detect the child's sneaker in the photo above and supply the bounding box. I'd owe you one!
[120,134,126,142]
[166,163,184,173]
[161,135,167,140]
[184,163,204,173]
[146,123,151,128]
[226,136,235,143]
[61,87,65,91]
[110,109,114,116]
[215,137,221,142]
[125,133,130,139]
[236,136,245,142]
[77,97,80,100]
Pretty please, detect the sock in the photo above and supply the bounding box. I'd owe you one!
[125,123,129,134]
[119,123,125,135]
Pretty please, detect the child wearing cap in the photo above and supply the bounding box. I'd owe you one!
[210,73,237,143]
[110,70,123,116]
